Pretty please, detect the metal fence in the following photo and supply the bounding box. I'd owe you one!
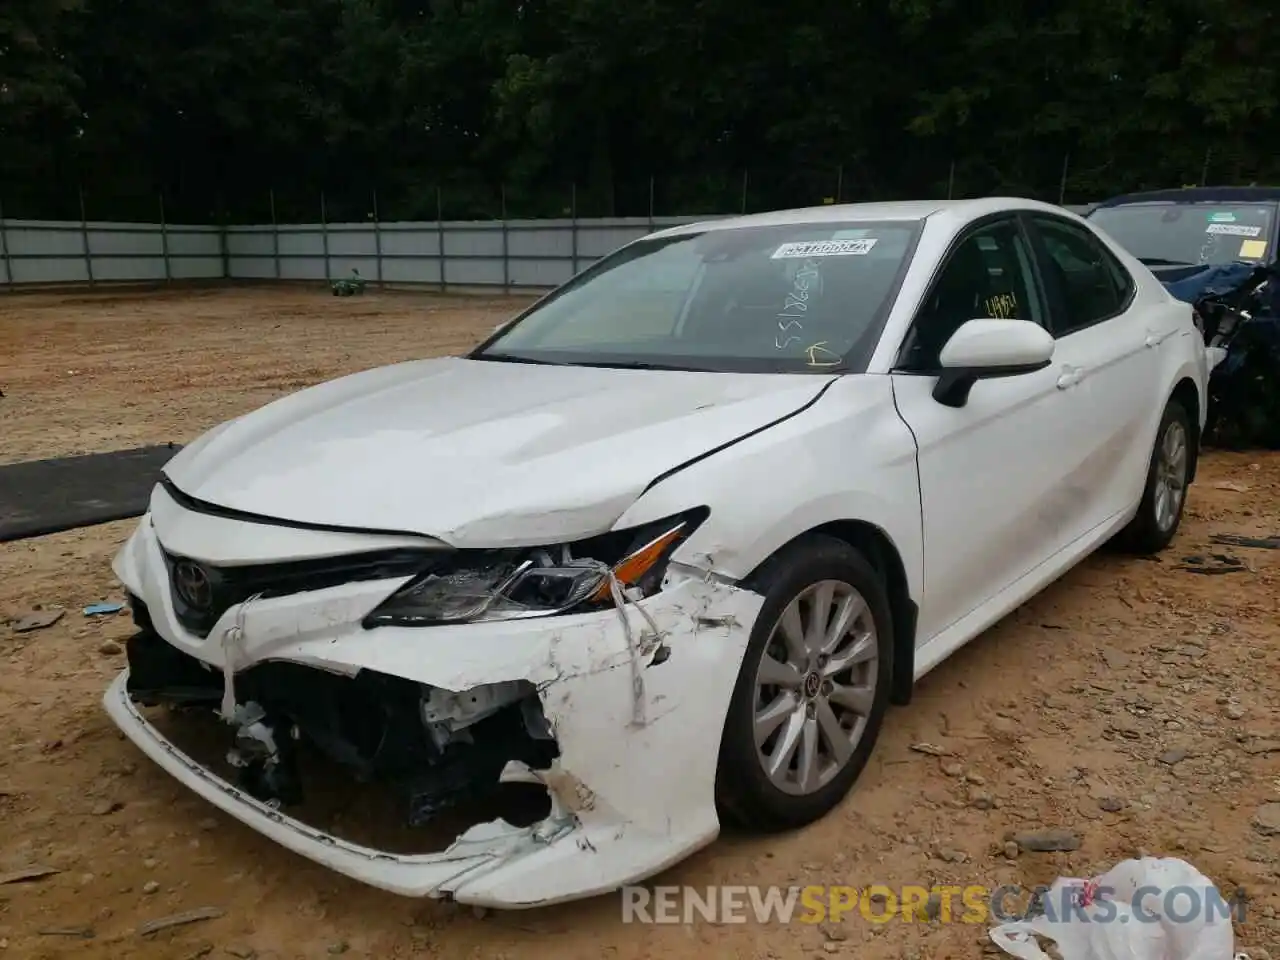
[0,206,1094,291]
[223,216,724,290]
[0,219,224,285]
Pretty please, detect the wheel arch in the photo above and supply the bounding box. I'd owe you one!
[1169,376,1201,483]
[740,519,918,707]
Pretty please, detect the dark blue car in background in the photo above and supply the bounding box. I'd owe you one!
[1087,186,1279,279]
[1086,187,1280,448]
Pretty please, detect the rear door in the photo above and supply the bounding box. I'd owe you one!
[1021,212,1162,532]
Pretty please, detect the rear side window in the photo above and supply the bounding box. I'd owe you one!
[1029,216,1135,336]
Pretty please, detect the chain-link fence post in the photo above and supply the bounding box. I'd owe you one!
[0,199,11,289]
[217,195,230,280]
[436,186,446,292]
[78,186,94,285]
[372,189,383,289]
[159,193,171,281]
[570,182,579,276]
[500,184,510,294]
[269,190,280,279]
[320,192,330,281]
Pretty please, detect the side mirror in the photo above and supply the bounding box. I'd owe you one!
[932,319,1055,408]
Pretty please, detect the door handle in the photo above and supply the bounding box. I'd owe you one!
[1056,366,1082,390]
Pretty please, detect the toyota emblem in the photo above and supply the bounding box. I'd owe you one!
[173,560,214,611]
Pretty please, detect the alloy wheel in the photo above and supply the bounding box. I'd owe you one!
[752,580,879,796]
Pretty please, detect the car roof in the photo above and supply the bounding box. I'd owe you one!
[1094,186,1280,208]
[649,196,1075,239]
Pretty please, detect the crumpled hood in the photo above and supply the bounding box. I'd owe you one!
[1157,261,1262,301]
[164,356,834,546]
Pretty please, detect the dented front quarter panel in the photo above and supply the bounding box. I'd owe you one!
[108,517,763,907]
[615,374,925,595]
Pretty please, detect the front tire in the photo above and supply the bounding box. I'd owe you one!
[715,535,893,831]
[1116,398,1194,554]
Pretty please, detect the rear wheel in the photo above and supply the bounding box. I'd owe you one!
[715,535,893,831]
[1116,398,1194,554]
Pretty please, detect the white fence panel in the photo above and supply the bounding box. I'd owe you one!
[0,206,1094,290]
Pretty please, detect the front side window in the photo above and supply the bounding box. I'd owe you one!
[898,218,1042,370]
[1029,216,1133,335]
[473,220,924,373]
[1088,201,1276,269]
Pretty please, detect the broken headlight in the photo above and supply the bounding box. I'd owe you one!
[362,507,708,627]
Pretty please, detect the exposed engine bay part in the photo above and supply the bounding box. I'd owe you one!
[1164,261,1280,448]
[420,681,555,748]
[125,628,560,824]
[1173,261,1275,352]
[224,699,302,805]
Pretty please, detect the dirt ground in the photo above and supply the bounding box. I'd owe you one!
[1,286,1278,960]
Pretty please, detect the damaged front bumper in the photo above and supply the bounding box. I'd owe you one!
[104,516,763,907]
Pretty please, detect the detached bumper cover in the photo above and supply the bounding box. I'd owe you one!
[105,517,763,907]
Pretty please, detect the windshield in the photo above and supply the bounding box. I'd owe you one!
[472,220,923,373]
[1088,201,1276,268]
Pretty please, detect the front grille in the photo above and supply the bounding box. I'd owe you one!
[160,547,441,638]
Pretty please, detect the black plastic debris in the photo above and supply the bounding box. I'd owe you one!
[136,907,226,937]
[0,864,60,885]
[1211,533,1280,550]
[10,609,65,633]
[1177,552,1245,574]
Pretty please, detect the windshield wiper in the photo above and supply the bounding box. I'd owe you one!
[565,359,717,372]
[472,352,568,366]
[1139,257,1195,267]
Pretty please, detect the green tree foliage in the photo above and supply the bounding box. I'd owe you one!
[1,0,1277,220]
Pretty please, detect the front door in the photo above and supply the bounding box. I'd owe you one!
[891,215,1096,644]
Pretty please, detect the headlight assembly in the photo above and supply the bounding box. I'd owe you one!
[362,507,708,628]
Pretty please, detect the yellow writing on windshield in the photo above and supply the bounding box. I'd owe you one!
[804,342,843,367]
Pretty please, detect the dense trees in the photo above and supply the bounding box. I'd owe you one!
[1,0,1276,221]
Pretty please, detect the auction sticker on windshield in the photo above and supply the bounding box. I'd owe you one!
[1205,223,1262,238]
[772,238,878,259]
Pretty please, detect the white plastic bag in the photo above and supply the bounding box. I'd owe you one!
[989,857,1236,960]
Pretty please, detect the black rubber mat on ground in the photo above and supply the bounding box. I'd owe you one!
[0,444,182,542]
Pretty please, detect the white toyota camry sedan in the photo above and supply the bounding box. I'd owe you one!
[105,197,1213,908]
